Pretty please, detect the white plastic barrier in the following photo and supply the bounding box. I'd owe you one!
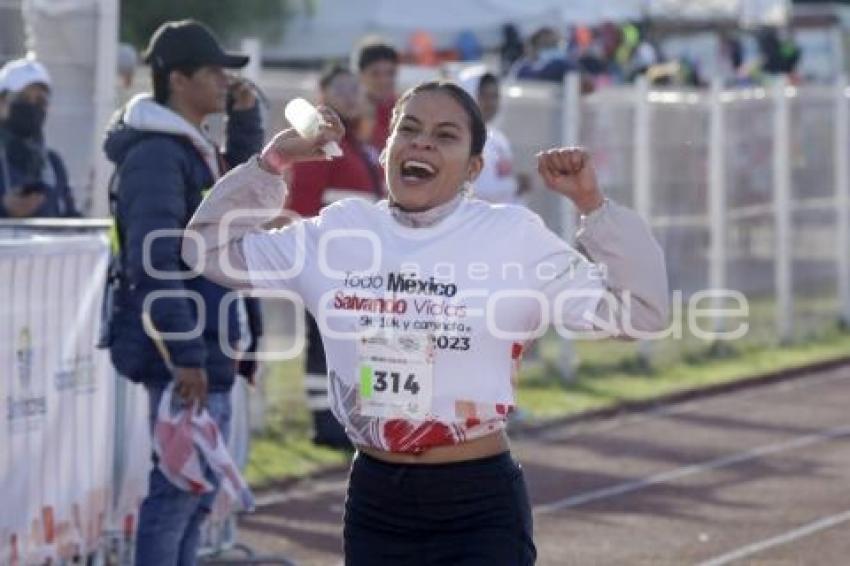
[103,376,151,564]
[0,223,256,564]
[0,231,112,564]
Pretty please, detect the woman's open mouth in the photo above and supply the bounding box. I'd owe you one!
[400,159,437,185]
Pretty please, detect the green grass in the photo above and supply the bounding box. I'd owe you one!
[244,358,350,487]
[246,319,850,489]
[248,436,349,484]
[518,326,850,420]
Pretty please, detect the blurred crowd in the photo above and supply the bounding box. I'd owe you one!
[400,21,804,90]
[0,17,811,221]
[501,22,802,88]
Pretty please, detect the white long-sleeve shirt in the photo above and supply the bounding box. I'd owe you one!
[183,158,669,453]
[473,127,521,204]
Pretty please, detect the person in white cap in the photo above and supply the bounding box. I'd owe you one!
[458,65,530,205]
[0,56,78,218]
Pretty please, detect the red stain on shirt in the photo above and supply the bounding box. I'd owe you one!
[383,419,455,453]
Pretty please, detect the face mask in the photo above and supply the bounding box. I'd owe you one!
[6,98,47,139]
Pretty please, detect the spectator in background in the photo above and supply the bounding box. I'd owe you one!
[720,33,745,79]
[757,27,801,77]
[645,58,703,88]
[574,31,615,86]
[458,65,529,204]
[500,23,525,75]
[410,30,439,67]
[615,22,641,74]
[567,25,592,65]
[626,34,661,81]
[116,43,140,108]
[353,40,399,151]
[100,20,263,566]
[509,26,575,83]
[456,29,483,62]
[117,43,139,89]
[0,56,78,218]
[286,65,384,448]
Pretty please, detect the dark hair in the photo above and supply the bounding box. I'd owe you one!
[319,64,353,91]
[355,42,399,72]
[390,80,486,157]
[151,63,203,104]
[529,27,557,49]
[478,72,499,95]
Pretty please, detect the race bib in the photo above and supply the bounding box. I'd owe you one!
[357,331,435,419]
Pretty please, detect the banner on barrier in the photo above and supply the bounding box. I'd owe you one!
[0,235,112,564]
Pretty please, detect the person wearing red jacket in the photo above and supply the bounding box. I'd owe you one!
[286,66,383,215]
[353,40,399,152]
[286,65,384,447]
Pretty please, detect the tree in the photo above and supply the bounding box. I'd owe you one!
[120,0,291,49]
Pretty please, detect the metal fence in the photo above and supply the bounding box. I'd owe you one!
[506,76,848,355]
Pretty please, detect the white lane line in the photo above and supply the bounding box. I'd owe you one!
[697,508,850,566]
[533,424,850,515]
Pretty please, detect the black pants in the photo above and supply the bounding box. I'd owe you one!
[344,451,536,565]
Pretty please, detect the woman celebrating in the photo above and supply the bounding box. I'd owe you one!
[184,81,668,565]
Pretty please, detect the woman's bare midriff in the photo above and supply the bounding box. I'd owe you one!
[357,430,510,464]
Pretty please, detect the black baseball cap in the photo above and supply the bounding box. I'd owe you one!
[143,20,249,70]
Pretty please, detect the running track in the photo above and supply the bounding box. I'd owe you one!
[235,363,850,565]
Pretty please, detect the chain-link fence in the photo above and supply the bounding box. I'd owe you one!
[500,75,848,367]
[578,78,847,358]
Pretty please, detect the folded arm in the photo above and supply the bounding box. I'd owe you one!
[184,108,346,290]
[182,157,288,290]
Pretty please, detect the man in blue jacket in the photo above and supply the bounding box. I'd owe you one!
[102,20,263,565]
[0,57,79,218]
